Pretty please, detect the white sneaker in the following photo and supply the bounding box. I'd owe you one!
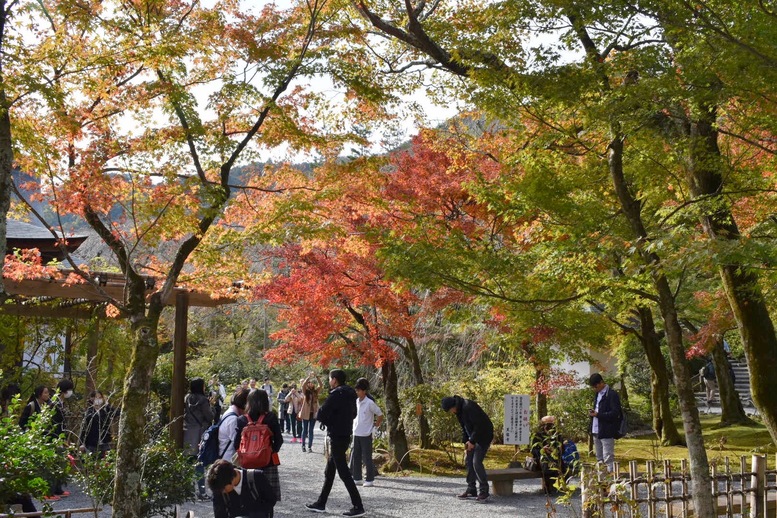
[363,481,374,487]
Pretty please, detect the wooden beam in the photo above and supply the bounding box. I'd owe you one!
[0,304,97,319]
[3,279,233,308]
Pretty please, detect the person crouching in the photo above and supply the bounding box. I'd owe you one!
[207,459,277,518]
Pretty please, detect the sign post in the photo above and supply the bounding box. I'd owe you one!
[503,394,531,445]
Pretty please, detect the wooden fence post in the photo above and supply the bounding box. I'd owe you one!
[750,454,765,518]
[581,463,592,518]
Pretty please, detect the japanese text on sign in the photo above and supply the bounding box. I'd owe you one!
[503,394,530,445]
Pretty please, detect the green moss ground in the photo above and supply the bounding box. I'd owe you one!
[385,415,776,478]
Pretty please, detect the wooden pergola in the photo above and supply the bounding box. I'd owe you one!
[1,270,234,447]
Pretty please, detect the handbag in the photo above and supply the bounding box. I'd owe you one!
[524,455,539,472]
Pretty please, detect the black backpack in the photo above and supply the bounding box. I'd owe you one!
[703,362,716,381]
[197,411,234,466]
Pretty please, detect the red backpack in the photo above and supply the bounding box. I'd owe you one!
[237,414,274,469]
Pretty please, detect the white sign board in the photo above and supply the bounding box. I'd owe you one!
[503,394,531,445]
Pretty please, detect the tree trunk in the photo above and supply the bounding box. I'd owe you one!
[535,366,547,419]
[112,297,163,518]
[0,79,13,301]
[684,107,777,442]
[711,338,752,426]
[405,338,431,448]
[606,134,714,516]
[637,307,684,445]
[618,370,629,410]
[381,359,409,469]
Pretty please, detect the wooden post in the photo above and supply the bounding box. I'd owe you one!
[581,463,592,518]
[63,325,73,379]
[680,459,689,518]
[664,459,673,518]
[647,461,656,518]
[170,291,189,449]
[630,460,639,518]
[750,455,765,518]
[85,309,100,395]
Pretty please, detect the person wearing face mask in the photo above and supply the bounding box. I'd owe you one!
[79,391,119,457]
[19,385,70,500]
[52,379,75,440]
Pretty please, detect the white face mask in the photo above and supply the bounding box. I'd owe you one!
[64,390,74,399]
[93,398,104,406]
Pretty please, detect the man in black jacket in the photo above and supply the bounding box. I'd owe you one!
[441,395,494,502]
[588,372,622,472]
[305,369,365,517]
[207,459,277,518]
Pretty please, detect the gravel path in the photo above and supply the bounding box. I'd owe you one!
[37,431,582,517]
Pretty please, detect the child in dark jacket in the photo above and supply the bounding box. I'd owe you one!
[207,459,276,518]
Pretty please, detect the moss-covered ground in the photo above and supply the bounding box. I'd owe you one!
[384,415,776,477]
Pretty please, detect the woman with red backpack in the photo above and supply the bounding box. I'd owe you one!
[234,389,283,511]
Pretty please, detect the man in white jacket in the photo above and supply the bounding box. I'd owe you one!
[350,377,383,487]
[219,388,249,462]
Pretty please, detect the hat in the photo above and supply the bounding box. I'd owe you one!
[441,397,457,411]
[540,415,556,425]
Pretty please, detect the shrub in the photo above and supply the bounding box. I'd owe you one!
[138,432,197,518]
[547,387,593,441]
[72,431,196,518]
[0,397,68,506]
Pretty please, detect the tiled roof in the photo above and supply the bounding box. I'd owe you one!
[7,219,87,239]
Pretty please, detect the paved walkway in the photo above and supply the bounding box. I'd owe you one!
[39,431,582,517]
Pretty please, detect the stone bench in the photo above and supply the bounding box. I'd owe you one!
[486,467,543,496]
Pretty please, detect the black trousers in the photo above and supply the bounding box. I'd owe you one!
[316,435,363,509]
[7,494,36,512]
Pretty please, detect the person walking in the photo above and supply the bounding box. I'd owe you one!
[699,358,717,411]
[441,395,494,502]
[350,378,383,487]
[588,372,622,472]
[277,384,291,434]
[304,369,365,517]
[284,385,303,443]
[207,459,277,518]
[299,373,322,453]
[234,389,283,509]
[184,378,214,499]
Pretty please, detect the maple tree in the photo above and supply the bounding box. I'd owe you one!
[247,153,470,459]
[345,3,723,513]
[640,1,777,442]
[6,0,367,514]
[367,125,690,447]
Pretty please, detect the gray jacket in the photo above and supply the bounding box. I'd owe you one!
[183,392,214,455]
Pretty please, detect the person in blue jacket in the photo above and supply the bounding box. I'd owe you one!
[588,372,622,472]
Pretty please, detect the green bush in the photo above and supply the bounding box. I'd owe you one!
[547,388,593,442]
[400,382,462,448]
[0,398,68,506]
[139,432,197,518]
[71,431,196,518]
[69,449,116,518]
